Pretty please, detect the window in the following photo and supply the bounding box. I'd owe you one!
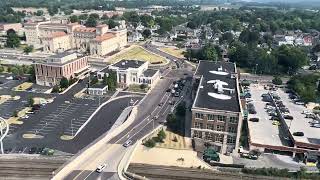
[215,135,223,143]
[194,131,202,138]
[207,124,214,130]
[205,132,214,141]
[216,125,225,131]
[229,117,238,124]
[194,122,203,129]
[228,126,237,133]
[217,115,226,122]
[195,113,204,119]
[227,136,236,144]
[207,114,215,121]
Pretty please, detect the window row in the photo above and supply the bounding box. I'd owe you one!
[194,122,237,133]
[195,113,238,124]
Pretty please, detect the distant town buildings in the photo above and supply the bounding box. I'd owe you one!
[24,21,127,56]
[34,52,89,86]
[191,61,243,154]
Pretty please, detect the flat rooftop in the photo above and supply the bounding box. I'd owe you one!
[277,89,320,146]
[193,61,240,112]
[142,69,158,77]
[247,84,291,147]
[112,60,145,70]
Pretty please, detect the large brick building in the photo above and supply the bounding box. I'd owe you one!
[191,61,243,154]
[24,21,127,56]
[34,52,89,86]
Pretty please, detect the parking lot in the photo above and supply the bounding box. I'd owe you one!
[277,89,320,146]
[247,84,291,147]
[0,98,26,119]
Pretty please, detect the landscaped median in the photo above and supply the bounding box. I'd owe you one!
[13,82,33,91]
[108,45,168,65]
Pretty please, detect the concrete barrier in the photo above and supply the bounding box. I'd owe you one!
[52,106,138,180]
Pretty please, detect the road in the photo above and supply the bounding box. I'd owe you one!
[59,43,194,180]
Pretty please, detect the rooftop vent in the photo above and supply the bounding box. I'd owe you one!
[218,66,223,72]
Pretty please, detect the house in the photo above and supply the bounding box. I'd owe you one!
[274,35,294,46]
[191,61,243,154]
[87,83,108,95]
[128,31,143,42]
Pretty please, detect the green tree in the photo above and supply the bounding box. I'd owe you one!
[106,19,120,29]
[6,30,20,48]
[35,10,44,16]
[176,102,186,117]
[60,77,69,89]
[272,76,283,85]
[13,110,18,117]
[0,65,4,73]
[144,138,156,148]
[103,74,108,85]
[142,29,151,39]
[157,128,166,142]
[28,96,34,107]
[276,45,307,74]
[69,15,79,23]
[107,71,117,91]
[187,21,197,29]
[166,113,178,131]
[203,44,218,61]
[23,45,33,54]
[85,16,97,27]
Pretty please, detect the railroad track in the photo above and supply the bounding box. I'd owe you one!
[128,164,284,180]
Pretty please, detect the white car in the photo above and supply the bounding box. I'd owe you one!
[96,164,106,173]
[6,76,13,80]
[123,139,133,147]
[22,115,29,119]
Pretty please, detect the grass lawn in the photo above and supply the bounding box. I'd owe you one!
[154,129,192,150]
[108,46,167,64]
[127,84,148,93]
[13,82,33,91]
[159,47,185,59]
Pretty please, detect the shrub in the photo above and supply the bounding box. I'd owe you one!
[157,129,166,142]
[51,85,60,93]
[272,76,283,85]
[144,139,156,148]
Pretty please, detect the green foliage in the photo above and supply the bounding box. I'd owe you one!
[143,138,156,148]
[13,110,18,117]
[51,85,60,93]
[0,65,4,73]
[28,96,34,107]
[23,45,33,54]
[242,167,320,179]
[176,102,186,117]
[60,77,69,89]
[272,76,283,85]
[139,83,147,90]
[6,30,20,48]
[276,45,308,74]
[157,129,166,142]
[239,29,260,44]
[90,76,98,85]
[106,71,117,91]
[142,29,151,39]
[85,16,97,27]
[287,74,320,102]
[35,10,44,16]
[69,15,79,23]
[106,19,120,29]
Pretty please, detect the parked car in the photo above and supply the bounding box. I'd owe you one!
[295,101,305,105]
[293,132,304,136]
[284,115,293,120]
[249,118,259,122]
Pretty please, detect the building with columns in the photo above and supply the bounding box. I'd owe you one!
[34,52,90,86]
[191,61,243,154]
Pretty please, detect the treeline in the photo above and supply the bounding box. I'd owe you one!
[287,74,320,102]
[186,8,320,32]
[0,6,25,23]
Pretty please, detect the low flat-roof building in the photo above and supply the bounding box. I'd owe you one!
[109,59,160,88]
[34,52,89,86]
[191,61,243,154]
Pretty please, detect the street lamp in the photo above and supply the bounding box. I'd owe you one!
[0,117,9,154]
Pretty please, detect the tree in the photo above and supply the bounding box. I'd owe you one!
[106,19,120,29]
[276,45,307,74]
[28,96,34,107]
[272,76,283,85]
[176,102,186,117]
[0,65,4,73]
[103,74,108,85]
[35,10,44,16]
[13,110,18,117]
[107,71,117,91]
[85,16,97,27]
[48,5,59,16]
[6,29,20,48]
[60,77,69,89]
[23,45,33,54]
[157,128,166,142]
[221,32,234,44]
[187,21,197,29]
[69,15,79,23]
[144,138,156,148]
[140,83,147,90]
[142,29,151,39]
[203,44,218,61]
[166,113,178,131]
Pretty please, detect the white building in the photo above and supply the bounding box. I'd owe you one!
[108,59,160,88]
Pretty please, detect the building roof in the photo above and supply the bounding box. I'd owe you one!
[74,27,96,33]
[193,60,240,112]
[112,60,145,69]
[49,51,75,59]
[142,69,158,77]
[49,31,68,38]
[99,67,112,73]
[94,33,116,42]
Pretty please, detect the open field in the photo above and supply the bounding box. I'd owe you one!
[108,46,167,64]
[159,47,185,59]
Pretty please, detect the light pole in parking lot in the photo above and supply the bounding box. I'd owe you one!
[71,118,74,136]
[0,117,9,154]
